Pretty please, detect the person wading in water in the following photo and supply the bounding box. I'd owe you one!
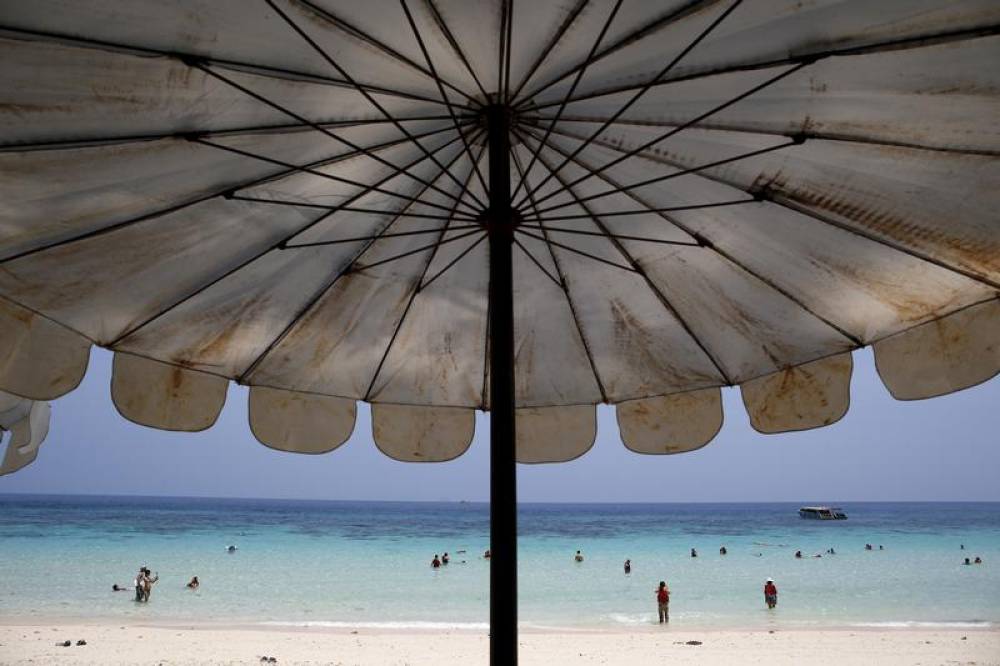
[655,581,670,623]
[764,578,778,609]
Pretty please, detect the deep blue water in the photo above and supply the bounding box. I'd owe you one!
[0,495,997,628]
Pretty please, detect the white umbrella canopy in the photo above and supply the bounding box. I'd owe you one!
[1,1,999,661]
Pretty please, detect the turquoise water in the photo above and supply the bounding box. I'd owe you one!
[0,496,997,629]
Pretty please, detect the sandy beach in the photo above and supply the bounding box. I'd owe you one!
[1,623,997,665]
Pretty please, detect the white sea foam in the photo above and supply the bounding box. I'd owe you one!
[606,613,654,626]
[260,620,592,631]
[850,621,992,628]
[519,623,590,632]
[258,620,489,631]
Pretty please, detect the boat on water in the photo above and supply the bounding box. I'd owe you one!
[799,506,848,520]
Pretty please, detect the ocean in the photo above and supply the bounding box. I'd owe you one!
[0,496,997,630]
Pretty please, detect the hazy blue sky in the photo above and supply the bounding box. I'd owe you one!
[2,347,997,502]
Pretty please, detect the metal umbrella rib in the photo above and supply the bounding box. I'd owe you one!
[194,57,481,214]
[400,0,491,198]
[546,125,1000,293]
[523,116,1000,158]
[422,0,491,102]
[509,0,624,204]
[517,126,867,347]
[517,199,756,223]
[525,61,813,210]
[231,196,480,223]
[263,0,487,209]
[520,23,1000,112]
[505,0,589,104]
[192,136,471,215]
[512,0,744,209]
[518,132,735,384]
[108,133,485,351]
[510,142,610,403]
[0,115,468,153]
[236,140,481,385]
[0,124,471,266]
[291,0,484,108]
[510,0,723,107]
[363,146,486,402]
[528,138,800,216]
[0,24,482,110]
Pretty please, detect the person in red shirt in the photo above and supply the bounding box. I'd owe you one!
[764,578,778,609]
[655,581,670,623]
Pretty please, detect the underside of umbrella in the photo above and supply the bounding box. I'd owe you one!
[1,1,999,663]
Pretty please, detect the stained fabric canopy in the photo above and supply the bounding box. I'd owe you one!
[1,0,999,470]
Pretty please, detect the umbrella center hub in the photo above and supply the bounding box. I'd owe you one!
[479,208,522,232]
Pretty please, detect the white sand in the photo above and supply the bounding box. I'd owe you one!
[1,623,997,665]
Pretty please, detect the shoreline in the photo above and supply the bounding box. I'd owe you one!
[1,622,997,665]
[1,614,995,634]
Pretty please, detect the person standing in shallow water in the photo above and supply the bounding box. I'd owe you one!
[141,568,158,602]
[133,568,144,602]
[764,578,778,609]
[655,581,670,623]
[624,559,631,574]
[574,550,584,562]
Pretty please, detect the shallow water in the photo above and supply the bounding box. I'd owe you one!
[0,495,997,629]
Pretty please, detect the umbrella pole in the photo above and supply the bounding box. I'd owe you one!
[486,103,517,666]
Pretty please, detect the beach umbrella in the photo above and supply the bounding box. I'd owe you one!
[0,391,50,474]
[1,0,999,661]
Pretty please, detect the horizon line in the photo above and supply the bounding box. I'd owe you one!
[0,491,997,505]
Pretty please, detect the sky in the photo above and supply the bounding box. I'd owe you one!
[1,347,998,503]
